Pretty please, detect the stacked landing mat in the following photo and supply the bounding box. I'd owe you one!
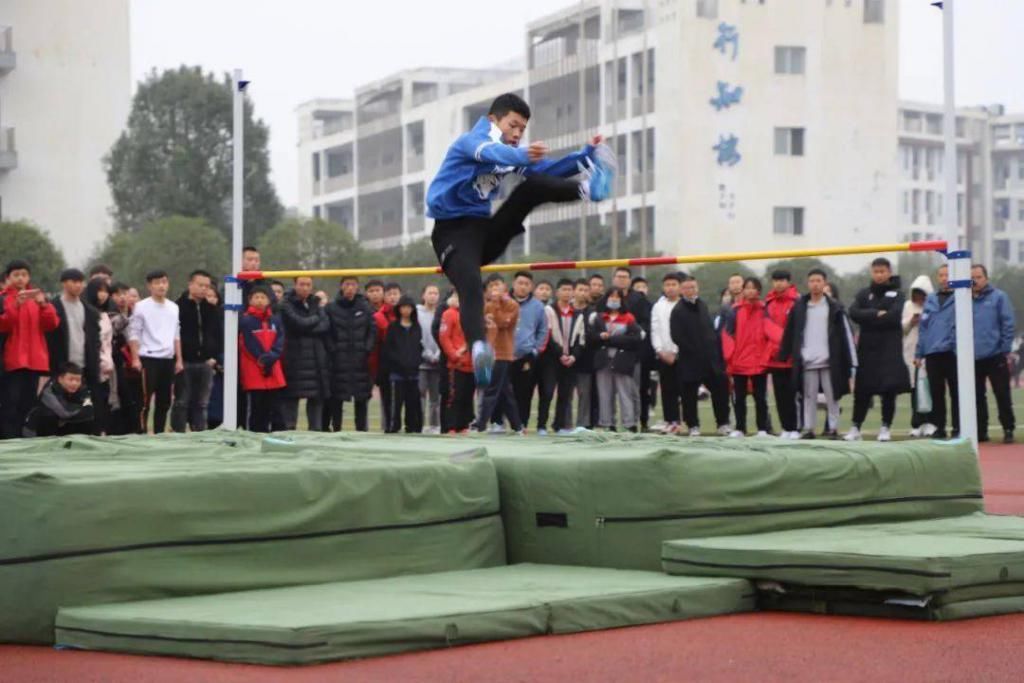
[489,437,982,570]
[662,512,1024,620]
[0,434,504,643]
[54,564,755,665]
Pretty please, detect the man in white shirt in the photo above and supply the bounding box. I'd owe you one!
[128,270,182,433]
[650,272,683,433]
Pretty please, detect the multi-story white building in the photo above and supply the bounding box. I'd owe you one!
[0,0,132,263]
[298,0,901,267]
[896,102,1024,267]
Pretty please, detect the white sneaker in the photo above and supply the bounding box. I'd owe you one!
[843,427,862,442]
[755,430,769,437]
[689,427,701,437]
[488,423,506,434]
[909,427,922,438]
[556,429,574,436]
[537,428,548,436]
[717,425,733,436]
[878,426,892,442]
[922,423,938,437]
[728,430,745,438]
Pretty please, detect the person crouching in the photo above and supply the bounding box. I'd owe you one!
[239,287,286,432]
[23,362,95,437]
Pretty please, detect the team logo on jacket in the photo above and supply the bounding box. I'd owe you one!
[473,173,500,199]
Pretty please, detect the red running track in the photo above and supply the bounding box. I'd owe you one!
[3,443,1023,683]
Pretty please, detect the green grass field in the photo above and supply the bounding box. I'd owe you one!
[294,385,1023,440]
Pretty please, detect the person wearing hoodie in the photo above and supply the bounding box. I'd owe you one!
[902,273,936,437]
[971,264,1016,443]
[589,288,643,432]
[324,276,377,432]
[384,295,424,434]
[279,276,331,431]
[670,275,732,436]
[720,277,781,437]
[845,258,911,442]
[538,278,586,434]
[0,259,60,438]
[778,269,858,439]
[474,275,522,433]
[438,291,475,432]
[650,272,683,433]
[171,270,222,433]
[417,284,443,434]
[915,264,959,438]
[239,286,286,432]
[764,270,800,439]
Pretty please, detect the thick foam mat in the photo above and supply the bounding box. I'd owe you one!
[0,434,504,643]
[54,564,754,665]
[662,513,1024,596]
[488,436,982,570]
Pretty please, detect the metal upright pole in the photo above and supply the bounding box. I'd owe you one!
[223,69,246,430]
[939,1,978,448]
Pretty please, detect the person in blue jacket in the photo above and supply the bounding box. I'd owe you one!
[971,264,1016,443]
[915,264,959,438]
[427,92,615,386]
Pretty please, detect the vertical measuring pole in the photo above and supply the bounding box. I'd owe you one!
[940,1,978,448]
[223,69,247,430]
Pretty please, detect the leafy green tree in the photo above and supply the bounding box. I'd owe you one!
[94,216,229,293]
[992,266,1024,328]
[0,220,67,291]
[105,66,282,243]
[258,218,364,294]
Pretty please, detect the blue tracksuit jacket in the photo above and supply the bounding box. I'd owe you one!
[426,117,594,220]
[972,284,1015,360]
[916,291,957,357]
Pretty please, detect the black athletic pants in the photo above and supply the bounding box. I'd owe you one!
[388,377,423,434]
[475,361,521,431]
[658,362,681,424]
[769,368,798,432]
[324,397,368,432]
[681,374,731,431]
[976,355,1016,436]
[732,374,769,434]
[141,357,175,434]
[446,369,476,432]
[852,390,896,428]
[247,389,280,433]
[925,352,959,435]
[1,369,41,439]
[431,175,581,348]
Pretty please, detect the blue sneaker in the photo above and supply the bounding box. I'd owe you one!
[471,340,495,387]
[585,144,617,202]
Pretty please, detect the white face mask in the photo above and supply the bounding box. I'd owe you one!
[606,299,621,311]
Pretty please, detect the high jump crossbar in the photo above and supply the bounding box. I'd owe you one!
[236,240,948,281]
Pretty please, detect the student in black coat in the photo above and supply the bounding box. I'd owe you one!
[669,276,731,434]
[47,269,101,387]
[383,295,423,434]
[323,277,376,431]
[279,277,332,431]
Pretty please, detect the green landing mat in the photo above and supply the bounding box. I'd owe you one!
[55,564,755,665]
[287,433,981,571]
[0,434,504,644]
[662,513,1024,596]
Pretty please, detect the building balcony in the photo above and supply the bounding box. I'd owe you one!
[324,173,354,194]
[0,127,17,172]
[356,113,401,138]
[0,27,14,76]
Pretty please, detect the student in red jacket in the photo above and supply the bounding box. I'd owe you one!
[438,292,475,432]
[720,277,782,437]
[764,270,800,438]
[239,286,286,433]
[0,259,60,438]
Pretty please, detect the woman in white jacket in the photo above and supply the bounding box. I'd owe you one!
[902,274,935,437]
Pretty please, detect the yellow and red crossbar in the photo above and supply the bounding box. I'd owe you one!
[236,240,947,281]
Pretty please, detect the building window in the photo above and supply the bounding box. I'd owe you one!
[773,207,804,235]
[313,205,322,219]
[903,191,910,216]
[1019,241,1024,264]
[312,152,321,182]
[697,0,718,19]
[1018,200,1024,222]
[995,239,1010,262]
[864,0,884,24]
[774,46,806,75]
[774,127,805,156]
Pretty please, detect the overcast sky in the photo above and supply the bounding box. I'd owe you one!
[131,0,1024,207]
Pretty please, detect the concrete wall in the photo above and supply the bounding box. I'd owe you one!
[0,0,131,267]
